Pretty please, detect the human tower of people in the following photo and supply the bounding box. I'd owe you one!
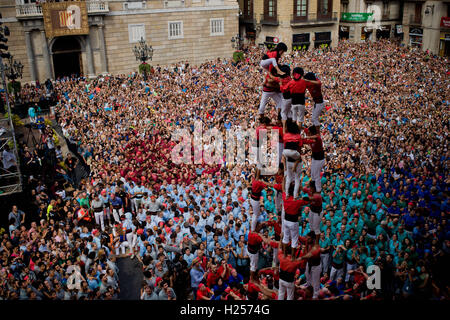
[1,40,448,300]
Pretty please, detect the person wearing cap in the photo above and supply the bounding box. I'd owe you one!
[147,195,163,216]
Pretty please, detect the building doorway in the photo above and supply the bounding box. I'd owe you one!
[51,36,82,79]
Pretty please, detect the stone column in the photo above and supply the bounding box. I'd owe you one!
[41,30,53,80]
[98,25,108,73]
[85,34,95,77]
[24,31,37,82]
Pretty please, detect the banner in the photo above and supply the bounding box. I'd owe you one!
[42,1,89,38]
[341,12,373,22]
[441,17,450,28]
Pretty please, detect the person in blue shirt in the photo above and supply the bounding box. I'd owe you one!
[190,258,205,300]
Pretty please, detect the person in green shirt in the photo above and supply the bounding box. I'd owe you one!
[383,192,394,207]
[344,239,358,282]
[319,232,332,275]
[330,245,346,281]
[375,220,389,238]
[361,211,379,239]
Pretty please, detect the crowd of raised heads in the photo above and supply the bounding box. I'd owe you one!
[1,39,448,300]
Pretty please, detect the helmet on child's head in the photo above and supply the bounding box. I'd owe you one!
[275,42,288,53]
[278,65,291,78]
[292,67,304,80]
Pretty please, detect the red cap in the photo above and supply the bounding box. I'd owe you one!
[209,207,214,212]
[137,229,144,235]
[226,206,232,211]
[238,197,244,202]
[220,189,226,194]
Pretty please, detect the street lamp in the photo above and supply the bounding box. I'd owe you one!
[133,37,153,80]
[2,55,23,102]
[231,34,243,50]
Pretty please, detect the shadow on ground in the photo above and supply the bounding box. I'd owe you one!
[117,257,144,300]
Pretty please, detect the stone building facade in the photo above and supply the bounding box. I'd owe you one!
[339,0,403,43]
[238,0,340,51]
[402,0,450,56]
[1,0,239,83]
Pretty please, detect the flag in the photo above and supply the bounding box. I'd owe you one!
[59,11,72,28]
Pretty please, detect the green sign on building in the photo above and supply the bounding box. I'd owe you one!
[341,13,373,22]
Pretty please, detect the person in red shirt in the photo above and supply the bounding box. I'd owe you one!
[250,168,273,231]
[303,125,325,192]
[271,65,293,128]
[281,120,305,199]
[299,231,322,299]
[259,42,287,75]
[247,229,266,280]
[303,180,323,237]
[273,163,284,217]
[281,179,310,258]
[304,72,325,133]
[196,283,213,300]
[206,263,219,288]
[258,67,283,115]
[278,245,303,300]
[288,67,308,129]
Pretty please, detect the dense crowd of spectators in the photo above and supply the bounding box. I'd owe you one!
[0,39,448,300]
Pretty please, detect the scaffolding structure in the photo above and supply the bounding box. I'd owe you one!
[0,54,22,196]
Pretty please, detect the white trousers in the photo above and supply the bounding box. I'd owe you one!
[282,219,299,249]
[275,190,283,215]
[112,208,123,223]
[272,247,279,267]
[283,149,301,198]
[305,263,322,299]
[278,279,295,300]
[94,211,105,231]
[126,232,137,254]
[291,104,306,124]
[312,102,325,126]
[260,57,277,70]
[311,159,325,192]
[281,98,292,121]
[258,91,283,115]
[330,265,344,282]
[345,262,357,282]
[308,210,323,235]
[249,252,259,272]
[320,253,330,274]
[250,198,261,232]
[117,241,129,255]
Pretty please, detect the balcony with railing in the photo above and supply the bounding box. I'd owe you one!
[260,14,279,26]
[205,0,224,6]
[16,1,109,18]
[163,0,186,8]
[291,12,338,26]
[240,13,256,25]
